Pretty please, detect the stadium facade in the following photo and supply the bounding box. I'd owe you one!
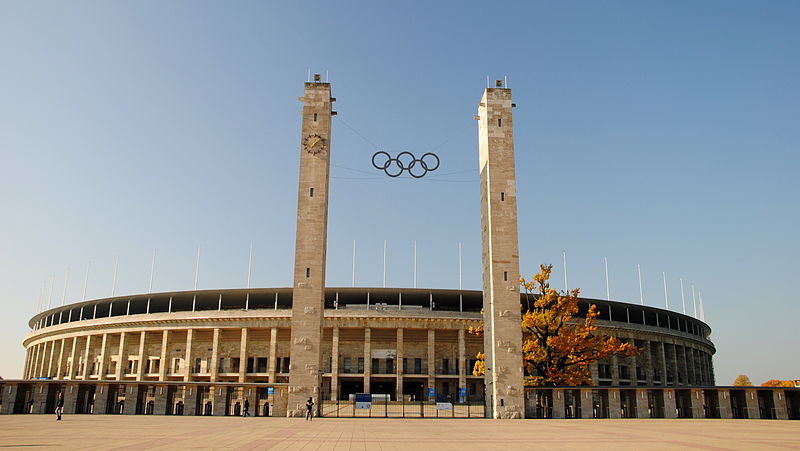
[7,79,799,419]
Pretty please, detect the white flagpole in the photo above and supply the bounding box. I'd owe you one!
[413,240,417,289]
[111,256,119,296]
[679,278,686,314]
[604,257,610,301]
[383,240,387,288]
[194,246,201,290]
[61,269,69,306]
[563,251,569,293]
[458,242,462,290]
[247,243,253,289]
[699,292,705,321]
[351,240,356,287]
[662,272,669,310]
[637,264,644,305]
[691,284,697,319]
[148,249,156,293]
[82,263,90,301]
[47,275,55,310]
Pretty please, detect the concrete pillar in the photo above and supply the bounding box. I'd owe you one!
[363,327,371,393]
[123,384,139,415]
[690,389,705,418]
[717,389,732,419]
[212,386,227,416]
[396,328,403,401]
[427,329,435,399]
[268,327,278,383]
[183,329,194,381]
[271,386,288,417]
[644,342,654,385]
[580,389,593,419]
[158,330,170,381]
[238,328,248,383]
[610,354,620,385]
[2,384,21,414]
[56,338,67,380]
[136,332,146,380]
[210,328,220,382]
[32,343,42,378]
[46,341,57,378]
[658,342,668,385]
[331,327,339,401]
[552,389,565,419]
[30,383,49,414]
[477,86,525,419]
[115,332,128,380]
[774,390,789,420]
[22,348,31,379]
[93,383,109,415]
[663,389,677,418]
[744,389,759,419]
[97,334,110,379]
[287,80,334,417]
[81,335,93,379]
[458,329,466,399]
[67,337,79,380]
[608,389,621,418]
[635,389,648,418]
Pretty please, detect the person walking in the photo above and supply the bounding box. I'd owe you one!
[305,397,314,421]
[243,398,250,417]
[55,391,64,421]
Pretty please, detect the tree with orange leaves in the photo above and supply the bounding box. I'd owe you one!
[472,264,642,386]
[761,379,793,387]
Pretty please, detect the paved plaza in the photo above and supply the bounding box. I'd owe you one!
[0,416,798,450]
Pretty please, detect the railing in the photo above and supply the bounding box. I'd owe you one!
[321,399,484,418]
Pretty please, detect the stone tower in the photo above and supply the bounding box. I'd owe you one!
[477,84,525,418]
[287,77,334,416]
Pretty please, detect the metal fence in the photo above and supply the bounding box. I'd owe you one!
[321,399,485,418]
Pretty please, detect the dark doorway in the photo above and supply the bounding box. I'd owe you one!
[648,390,664,418]
[403,381,424,402]
[704,390,720,418]
[340,380,364,400]
[757,390,776,419]
[370,380,396,400]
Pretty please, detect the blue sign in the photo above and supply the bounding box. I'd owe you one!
[267,387,274,395]
[355,393,372,409]
[458,387,467,403]
[428,387,436,397]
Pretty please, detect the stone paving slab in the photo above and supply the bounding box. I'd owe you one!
[0,416,798,450]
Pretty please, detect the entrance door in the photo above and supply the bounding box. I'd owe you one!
[340,381,364,400]
[403,381,424,402]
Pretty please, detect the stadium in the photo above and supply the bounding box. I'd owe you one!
[5,78,798,420]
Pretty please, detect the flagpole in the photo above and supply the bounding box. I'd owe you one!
[637,264,644,305]
[61,269,69,306]
[691,284,697,319]
[148,249,156,293]
[458,242,462,290]
[662,272,669,310]
[604,257,610,301]
[111,256,119,296]
[82,263,90,302]
[563,251,569,293]
[413,240,417,289]
[351,240,356,287]
[383,240,387,288]
[679,278,686,314]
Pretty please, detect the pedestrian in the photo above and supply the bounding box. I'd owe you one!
[243,398,250,417]
[305,397,314,421]
[55,391,64,421]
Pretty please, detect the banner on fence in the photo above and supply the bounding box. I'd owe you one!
[355,393,372,409]
[436,402,453,410]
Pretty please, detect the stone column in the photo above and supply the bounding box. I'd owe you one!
[183,329,194,381]
[115,332,128,381]
[153,384,168,415]
[210,328,220,382]
[67,337,79,380]
[63,383,79,414]
[56,338,67,380]
[396,328,404,401]
[363,328,371,393]
[458,329,466,400]
[238,328,248,383]
[580,389,594,419]
[136,332,146,380]
[658,342,668,385]
[2,383,21,414]
[22,348,31,379]
[608,389,621,419]
[268,328,278,383]
[690,389,705,418]
[30,382,49,414]
[427,329,435,399]
[477,85,525,419]
[212,386,227,416]
[552,389,565,419]
[97,334,110,379]
[159,330,170,381]
[635,389,648,418]
[47,341,57,378]
[32,344,41,378]
[93,383,109,415]
[81,335,93,379]
[717,389,732,419]
[123,384,138,415]
[184,385,198,416]
[610,354,620,385]
[774,390,789,420]
[331,327,339,401]
[287,79,334,416]
[644,341,654,385]
[744,389,759,419]
[664,389,677,418]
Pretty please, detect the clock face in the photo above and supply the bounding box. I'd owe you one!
[304,134,326,154]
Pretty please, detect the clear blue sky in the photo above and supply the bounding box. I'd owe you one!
[1,1,798,385]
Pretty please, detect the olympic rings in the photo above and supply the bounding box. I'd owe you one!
[371,151,440,178]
